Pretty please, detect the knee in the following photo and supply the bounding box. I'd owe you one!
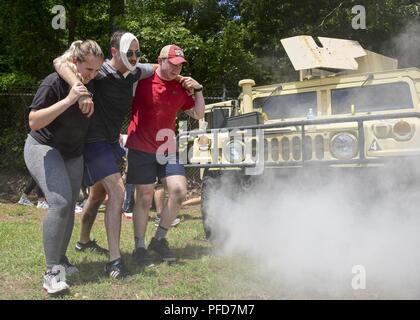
[108,184,125,204]
[89,192,106,204]
[168,186,187,204]
[49,195,72,216]
[89,186,106,203]
[137,189,154,208]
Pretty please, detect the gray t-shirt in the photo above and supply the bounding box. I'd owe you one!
[87,60,154,143]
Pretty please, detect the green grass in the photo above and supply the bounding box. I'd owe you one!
[0,199,269,300]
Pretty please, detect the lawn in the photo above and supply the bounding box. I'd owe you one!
[0,197,268,300]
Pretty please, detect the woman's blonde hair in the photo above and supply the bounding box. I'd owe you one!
[60,40,104,76]
[62,39,104,62]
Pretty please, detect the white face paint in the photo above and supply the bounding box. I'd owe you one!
[119,33,139,72]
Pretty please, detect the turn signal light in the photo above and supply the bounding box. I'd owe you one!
[393,120,413,140]
[198,136,210,150]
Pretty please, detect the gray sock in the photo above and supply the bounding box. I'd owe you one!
[135,236,145,249]
[155,226,168,240]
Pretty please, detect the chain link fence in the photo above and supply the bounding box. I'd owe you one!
[0,88,35,170]
[0,85,239,195]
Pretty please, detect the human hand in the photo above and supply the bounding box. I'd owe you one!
[180,76,203,93]
[67,83,89,105]
[78,95,94,117]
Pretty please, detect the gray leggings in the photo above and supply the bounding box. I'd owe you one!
[24,135,83,268]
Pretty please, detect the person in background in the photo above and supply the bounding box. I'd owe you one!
[18,175,49,209]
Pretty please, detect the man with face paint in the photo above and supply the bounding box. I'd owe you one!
[54,31,155,279]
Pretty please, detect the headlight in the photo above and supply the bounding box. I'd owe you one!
[223,140,245,163]
[330,133,358,160]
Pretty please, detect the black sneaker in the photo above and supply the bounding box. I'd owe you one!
[148,237,176,262]
[104,258,131,279]
[132,247,154,267]
[75,239,109,255]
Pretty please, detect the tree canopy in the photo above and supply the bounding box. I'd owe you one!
[0,0,419,90]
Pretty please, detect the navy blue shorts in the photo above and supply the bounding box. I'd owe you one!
[83,141,126,187]
[126,149,185,185]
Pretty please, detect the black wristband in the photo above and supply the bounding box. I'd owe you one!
[194,87,203,93]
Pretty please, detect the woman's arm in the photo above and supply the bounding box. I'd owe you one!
[29,83,88,131]
[53,57,94,117]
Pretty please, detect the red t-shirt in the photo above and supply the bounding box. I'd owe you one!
[126,72,195,154]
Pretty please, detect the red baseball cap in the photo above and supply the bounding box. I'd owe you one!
[159,44,188,65]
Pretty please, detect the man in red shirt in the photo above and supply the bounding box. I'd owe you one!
[126,44,205,264]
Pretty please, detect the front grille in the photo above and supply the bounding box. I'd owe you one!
[263,135,325,162]
[272,138,280,161]
[280,137,288,161]
[292,137,302,160]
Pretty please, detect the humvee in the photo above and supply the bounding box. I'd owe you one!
[180,36,420,238]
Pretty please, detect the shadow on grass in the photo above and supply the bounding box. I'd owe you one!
[68,252,159,285]
[179,213,203,221]
[67,243,213,285]
[172,244,213,261]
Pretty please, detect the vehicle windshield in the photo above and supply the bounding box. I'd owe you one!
[332,82,413,114]
[253,91,317,119]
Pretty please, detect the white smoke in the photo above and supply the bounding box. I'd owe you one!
[206,163,420,299]
[389,20,420,68]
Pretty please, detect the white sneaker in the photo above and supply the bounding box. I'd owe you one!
[74,204,83,214]
[43,265,69,295]
[154,217,181,227]
[37,200,49,209]
[17,195,33,206]
[123,212,133,219]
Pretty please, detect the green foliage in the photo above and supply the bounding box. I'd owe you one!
[0,73,37,91]
[0,0,419,169]
[0,127,27,170]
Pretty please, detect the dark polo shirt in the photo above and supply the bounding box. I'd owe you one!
[87,60,155,143]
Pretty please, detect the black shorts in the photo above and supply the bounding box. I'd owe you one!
[126,149,185,185]
[83,141,126,187]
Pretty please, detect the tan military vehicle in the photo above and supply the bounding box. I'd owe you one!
[181,36,420,238]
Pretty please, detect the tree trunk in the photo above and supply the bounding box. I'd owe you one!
[109,0,125,34]
[67,0,81,47]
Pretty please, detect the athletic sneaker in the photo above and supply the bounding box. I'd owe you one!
[59,256,79,276]
[123,212,133,219]
[37,200,49,209]
[104,258,130,279]
[75,239,109,255]
[74,204,83,214]
[148,237,176,262]
[154,216,181,227]
[132,247,154,267]
[43,265,69,295]
[17,195,33,206]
